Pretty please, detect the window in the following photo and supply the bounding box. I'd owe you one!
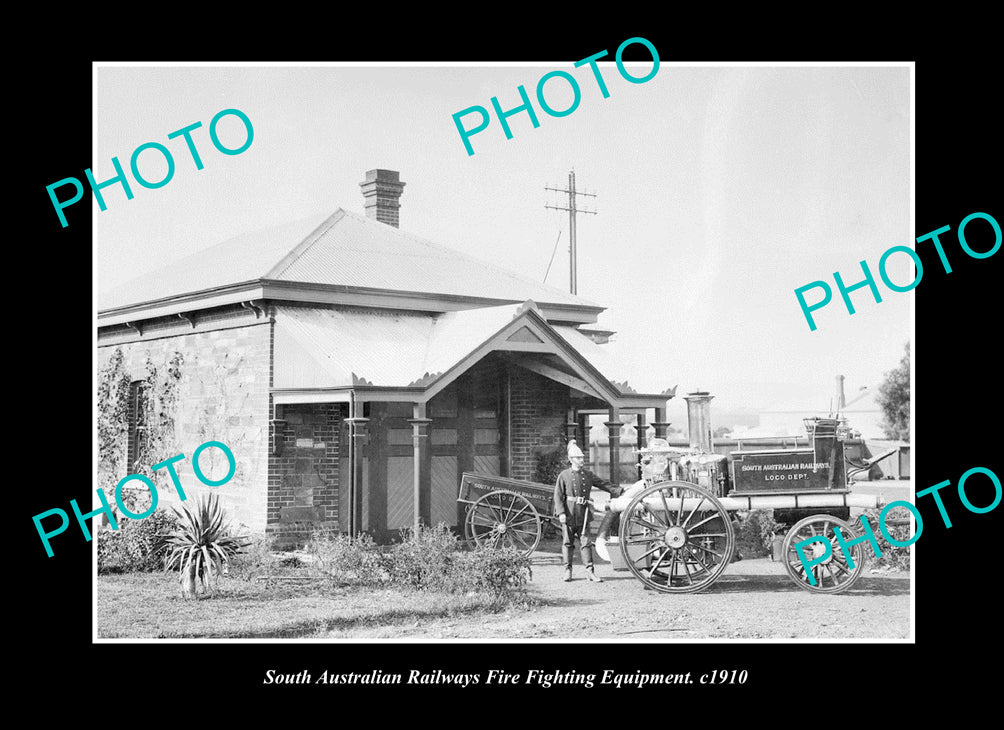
[126,380,147,472]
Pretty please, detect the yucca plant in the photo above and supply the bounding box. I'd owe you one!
[164,494,248,598]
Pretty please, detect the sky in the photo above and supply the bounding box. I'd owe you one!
[94,62,912,428]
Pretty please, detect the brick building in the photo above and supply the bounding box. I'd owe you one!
[97,170,675,546]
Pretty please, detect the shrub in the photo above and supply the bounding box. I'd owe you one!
[306,530,388,586]
[860,507,912,571]
[387,524,531,598]
[304,523,532,602]
[735,510,787,558]
[164,494,249,598]
[226,532,278,582]
[534,448,567,485]
[619,464,640,483]
[97,509,179,574]
[448,547,532,597]
[386,523,459,590]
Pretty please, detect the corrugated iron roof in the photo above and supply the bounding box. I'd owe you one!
[100,208,599,312]
[551,325,630,381]
[99,213,332,311]
[273,304,529,389]
[271,302,649,395]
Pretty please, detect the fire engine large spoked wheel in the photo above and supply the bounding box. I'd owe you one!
[465,490,542,557]
[618,481,734,594]
[782,514,865,594]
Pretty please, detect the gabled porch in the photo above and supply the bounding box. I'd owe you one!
[268,301,675,543]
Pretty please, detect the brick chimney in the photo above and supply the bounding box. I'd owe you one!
[359,169,405,227]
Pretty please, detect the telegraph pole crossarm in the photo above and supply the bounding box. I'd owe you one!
[544,170,598,295]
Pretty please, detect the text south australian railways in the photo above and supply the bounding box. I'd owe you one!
[263,668,701,688]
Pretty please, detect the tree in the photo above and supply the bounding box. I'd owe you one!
[876,343,910,441]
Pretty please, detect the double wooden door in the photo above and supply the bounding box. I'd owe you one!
[340,376,504,537]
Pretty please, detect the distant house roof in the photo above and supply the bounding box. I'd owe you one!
[758,386,885,439]
[761,386,879,416]
[99,208,604,326]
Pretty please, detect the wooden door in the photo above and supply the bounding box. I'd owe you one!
[429,371,503,529]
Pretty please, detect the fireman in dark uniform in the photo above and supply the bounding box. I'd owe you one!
[553,439,620,582]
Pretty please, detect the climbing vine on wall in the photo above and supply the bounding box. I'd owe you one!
[137,352,184,473]
[97,348,132,497]
[97,348,184,517]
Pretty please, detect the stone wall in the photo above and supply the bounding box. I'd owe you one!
[97,304,272,531]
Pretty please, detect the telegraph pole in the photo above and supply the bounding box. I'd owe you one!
[545,170,597,295]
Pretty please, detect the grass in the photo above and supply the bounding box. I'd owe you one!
[97,569,534,639]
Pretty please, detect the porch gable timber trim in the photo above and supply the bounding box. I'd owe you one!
[511,356,605,401]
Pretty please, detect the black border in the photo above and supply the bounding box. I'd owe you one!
[23,20,1000,710]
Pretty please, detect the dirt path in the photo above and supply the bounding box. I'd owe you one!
[324,545,911,640]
